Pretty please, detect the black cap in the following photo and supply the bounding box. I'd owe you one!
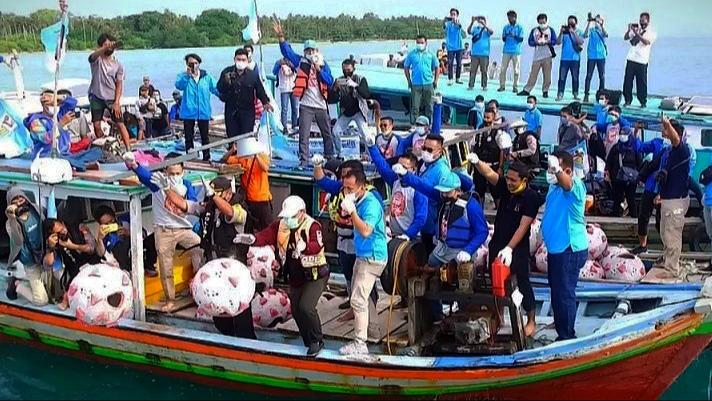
[211,176,232,191]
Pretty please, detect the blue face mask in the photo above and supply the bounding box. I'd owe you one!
[607,115,619,124]
[286,216,300,229]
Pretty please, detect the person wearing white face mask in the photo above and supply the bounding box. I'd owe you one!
[234,195,329,357]
[523,95,543,137]
[470,108,507,203]
[605,127,641,217]
[541,151,587,341]
[518,14,557,99]
[123,152,202,313]
[396,115,431,159]
[467,95,486,129]
[404,34,440,124]
[217,48,273,140]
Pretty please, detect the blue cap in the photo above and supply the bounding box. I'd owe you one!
[303,40,317,50]
[415,115,430,126]
[434,172,462,192]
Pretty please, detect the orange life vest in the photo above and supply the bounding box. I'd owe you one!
[293,61,329,100]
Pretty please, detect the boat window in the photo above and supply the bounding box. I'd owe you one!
[630,298,662,313]
[583,301,618,318]
[701,130,712,147]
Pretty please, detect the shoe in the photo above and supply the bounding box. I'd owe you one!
[455,80,463,84]
[583,95,590,103]
[297,161,308,170]
[466,86,474,91]
[306,341,324,357]
[497,87,506,92]
[623,103,632,107]
[556,95,563,101]
[573,95,580,101]
[516,90,530,97]
[6,277,17,300]
[339,340,369,355]
[482,87,488,91]
[640,103,647,108]
[338,299,351,310]
[543,92,549,98]
[631,246,648,255]
[145,269,159,278]
[513,87,518,93]
[447,80,454,86]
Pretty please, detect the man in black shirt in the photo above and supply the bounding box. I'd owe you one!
[468,156,543,336]
[329,59,372,158]
[217,48,273,138]
[149,90,172,137]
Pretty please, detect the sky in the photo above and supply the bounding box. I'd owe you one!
[3,0,712,38]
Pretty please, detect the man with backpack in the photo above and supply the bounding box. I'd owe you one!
[518,14,557,98]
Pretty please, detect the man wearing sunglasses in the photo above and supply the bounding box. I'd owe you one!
[375,117,399,159]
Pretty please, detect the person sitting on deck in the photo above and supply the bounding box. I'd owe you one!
[169,90,182,122]
[467,156,543,336]
[24,90,76,158]
[395,115,431,159]
[93,205,158,277]
[234,196,329,357]
[338,169,389,356]
[375,116,399,159]
[122,152,203,312]
[329,59,373,158]
[5,187,49,306]
[600,106,630,157]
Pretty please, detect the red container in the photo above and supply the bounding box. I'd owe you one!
[491,259,510,297]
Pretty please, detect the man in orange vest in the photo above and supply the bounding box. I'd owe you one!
[273,19,335,168]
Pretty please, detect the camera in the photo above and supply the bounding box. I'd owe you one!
[58,232,69,242]
[588,12,601,22]
[630,23,639,30]
[561,25,570,32]
[15,204,30,217]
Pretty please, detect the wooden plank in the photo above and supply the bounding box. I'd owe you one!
[276,292,346,334]
[321,292,402,340]
[146,295,195,314]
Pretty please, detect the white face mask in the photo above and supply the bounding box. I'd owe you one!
[416,43,427,51]
[619,134,630,143]
[598,99,607,106]
[344,192,357,203]
[546,172,558,185]
[539,23,548,30]
[235,61,248,70]
[527,103,535,110]
[168,175,183,187]
[415,127,426,135]
[421,151,435,164]
[662,138,672,146]
[475,102,485,110]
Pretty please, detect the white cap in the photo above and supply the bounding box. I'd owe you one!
[278,196,306,218]
[509,119,528,132]
[497,133,513,150]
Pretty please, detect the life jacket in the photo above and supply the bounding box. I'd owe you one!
[201,194,248,253]
[472,127,501,163]
[276,215,326,281]
[438,193,477,250]
[376,133,399,159]
[293,60,329,100]
[513,131,540,169]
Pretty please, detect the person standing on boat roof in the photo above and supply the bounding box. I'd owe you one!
[273,57,299,134]
[605,126,641,218]
[582,14,608,104]
[623,12,656,108]
[217,48,273,140]
[656,117,691,280]
[273,18,336,168]
[443,8,467,86]
[5,187,48,306]
[122,152,203,312]
[375,116,399,159]
[470,108,509,203]
[403,35,440,125]
[523,95,543,137]
[338,169,389,355]
[498,10,524,93]
[396,115,431,159]
[329,59,374,158]
[467,15,493,91]
[518,14,557,99]
[510,120,541,172]
[542,151,587,341]
[468,156,543,336]
[234,195,329,357]
[175,53,220,162]
[87,33,132,150]
[556,16,585,101]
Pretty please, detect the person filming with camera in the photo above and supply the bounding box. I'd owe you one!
[623,12,656,108]
[582,13,608,103]
[556,16,584,101]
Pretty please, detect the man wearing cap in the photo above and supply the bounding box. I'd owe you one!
[396,115,431,159]
[141,75,156,97]
[329,59,373,158]
[273,19,335,168]
[510,119,541,171]
[234,195,329,357]
[404,34,440,125]
[338,169,388,355]
[470,108,509,203]
[195,176,249,260]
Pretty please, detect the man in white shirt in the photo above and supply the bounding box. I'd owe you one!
[623,12,657,108]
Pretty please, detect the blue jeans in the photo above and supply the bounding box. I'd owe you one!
[279,91,299,132]
[339,250,378,305]
[447,50,464,81]
[558,60,581,96]
[584,59,606,97]
[547,248,587,341]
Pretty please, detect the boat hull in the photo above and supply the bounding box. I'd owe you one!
[0,302,710,400]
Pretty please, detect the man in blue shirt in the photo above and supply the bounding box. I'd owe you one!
[443,8,466,85]
[542,151,587,341]
[498,10,524,93]
[556,16,585,101]
[404,35,440,124]
[339,169,388,356]
[467,15,494,91]
[583,15,609,103]
[524,95,543,136]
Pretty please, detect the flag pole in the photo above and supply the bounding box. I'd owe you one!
[51,4,68,157]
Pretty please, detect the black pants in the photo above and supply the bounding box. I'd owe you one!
[421,233,436,256]
[489,244,534,313]
[212,306,257,339]
[184,119,210,160]
[247,200,274,232]
[612,180,638,218]
[638,190,661,237]
[290,275,328,347]
[689,178,704,208]
[112,233,158,273]
[584,59,605,97]
[623,60,648,106]
[225,108,256,138]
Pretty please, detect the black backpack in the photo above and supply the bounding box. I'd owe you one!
[700,165,712,186]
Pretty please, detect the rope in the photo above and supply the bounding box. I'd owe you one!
[386,239,409,355]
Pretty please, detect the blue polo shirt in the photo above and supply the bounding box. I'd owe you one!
[502,24,524,55]
[660,144,691,200]
[354,191,388,262]
[469,26,491,57]
[542,177,588,254]
[587,26,608,60]
[705,183,712,207]
[404,50,439,86]
[561,29,584,61]
[524,108,543,132]
[444,21,465,52]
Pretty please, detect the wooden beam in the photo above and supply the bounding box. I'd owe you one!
[129,194,146,322]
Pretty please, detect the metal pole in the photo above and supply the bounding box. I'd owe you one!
[129,194,146,321]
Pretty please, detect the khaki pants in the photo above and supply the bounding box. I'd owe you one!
[523,57,553,93]
[16,265,49,306]
[660,197,690,278]
[351,258,386,343]
[499,54,520,90]
[154,226,202,301]
[468,56,489,89]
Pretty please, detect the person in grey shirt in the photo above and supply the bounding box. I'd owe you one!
[558,106,585,150]
[88,33,131,150]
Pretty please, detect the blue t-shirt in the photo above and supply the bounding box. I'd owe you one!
[18,210,42,266]
[502,24,524,55]
[561,29,584,61]
[705,183,712,207]
[444,21,465,52]
[404,50,439,86]
[469,26,491,57]
[354,191,388,262]
[542,178,588,254]
[524,108,543,132]
[587,26,608,60]
[660,144,692,200]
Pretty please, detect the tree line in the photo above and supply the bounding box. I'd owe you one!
[0,9,447,52]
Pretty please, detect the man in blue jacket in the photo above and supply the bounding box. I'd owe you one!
[518,14,557,98]
[175,53,220,161]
